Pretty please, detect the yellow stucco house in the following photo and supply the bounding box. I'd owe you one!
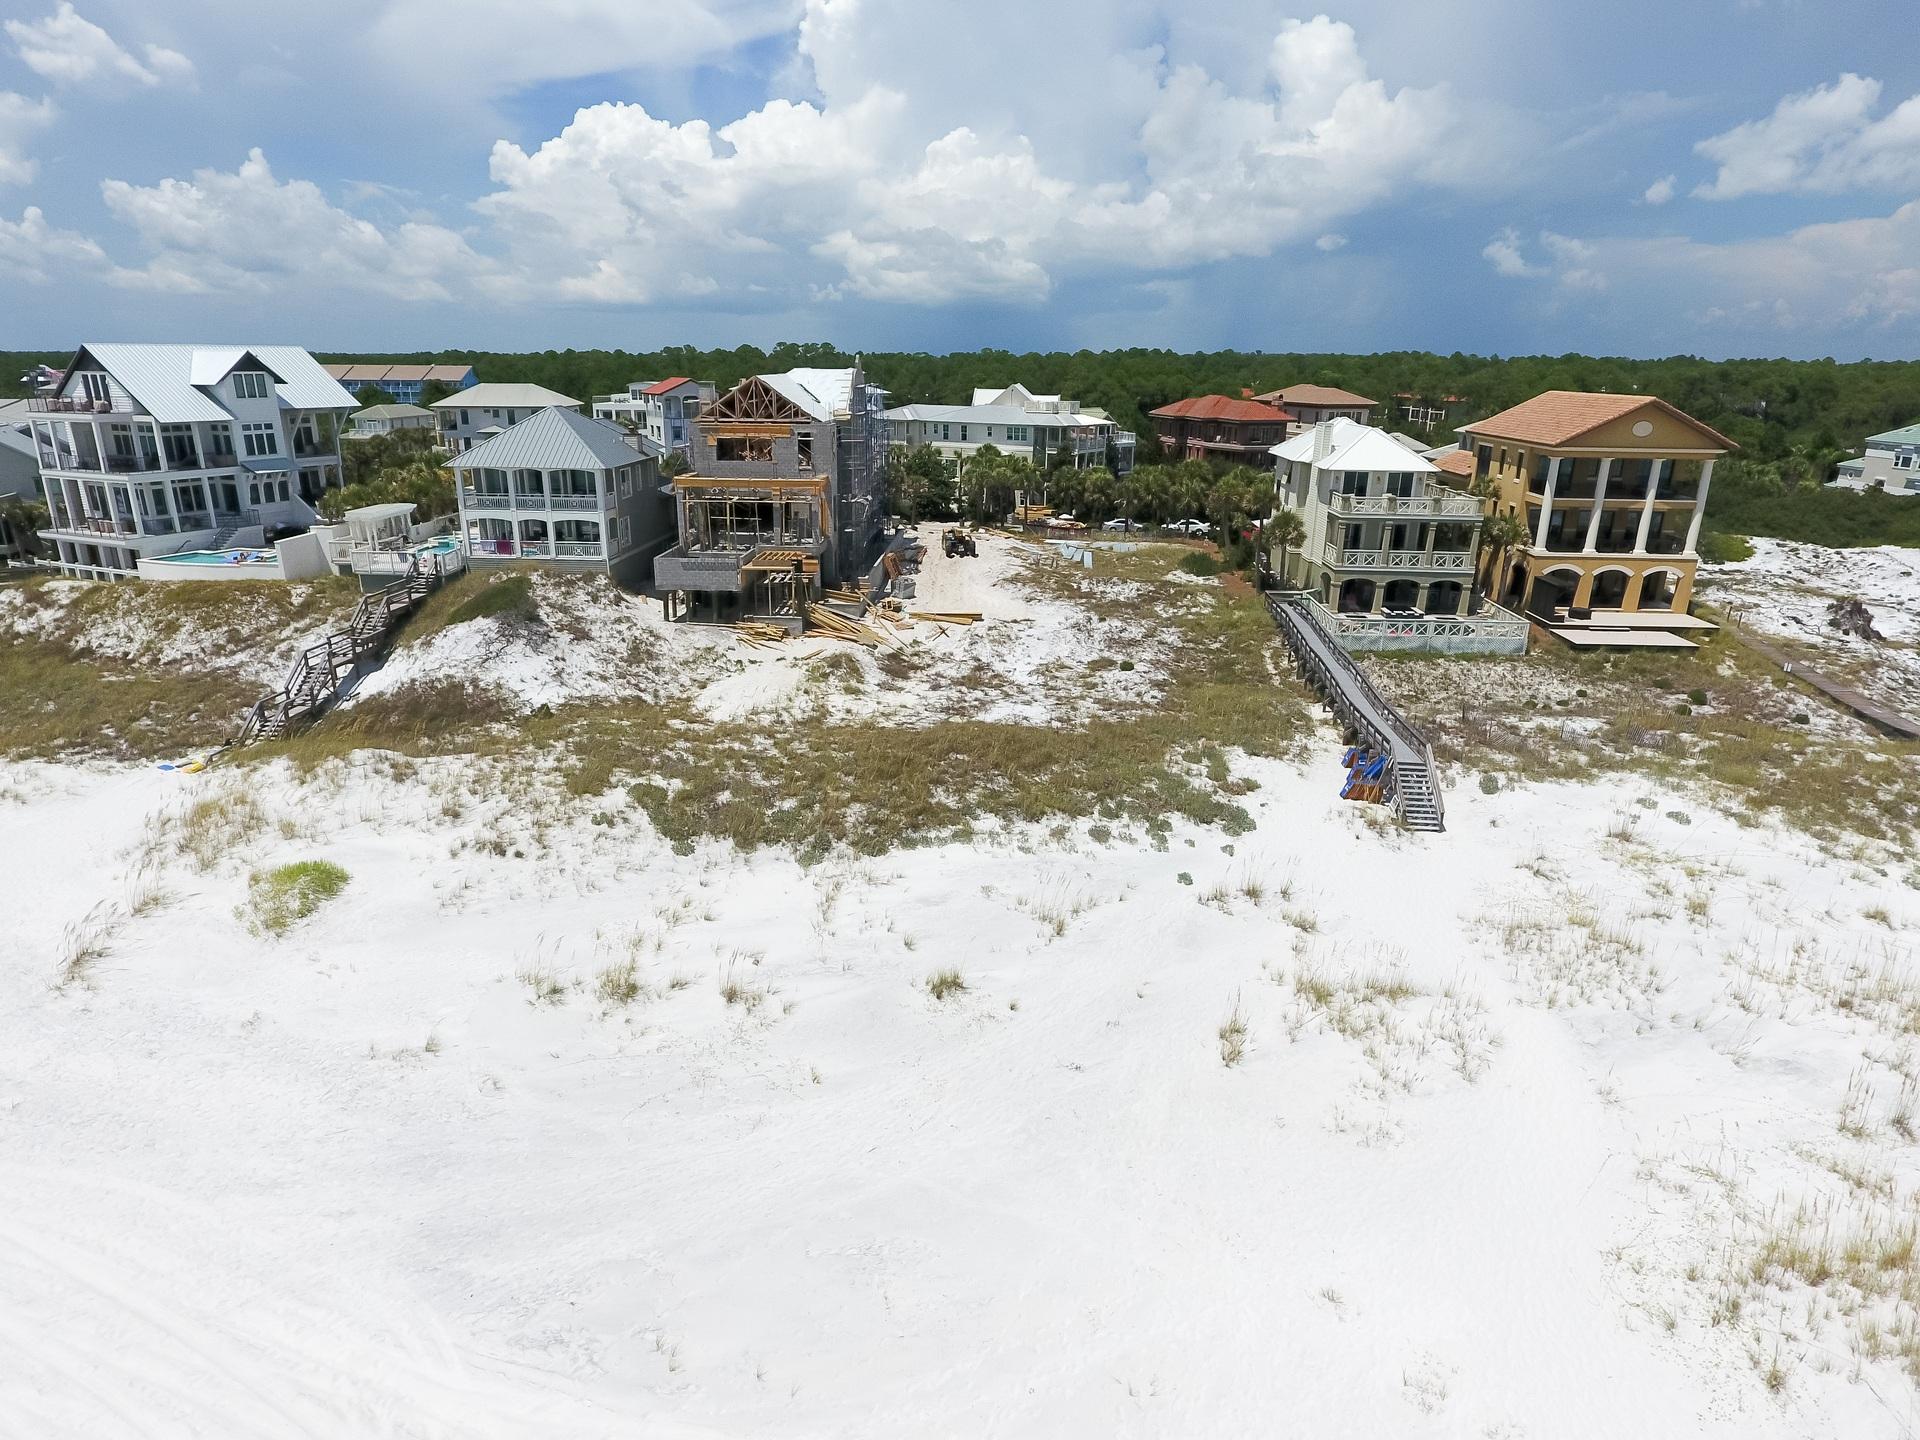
[1459,391,1735,642]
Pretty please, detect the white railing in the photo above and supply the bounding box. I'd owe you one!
[552,541,603,558]
[1299,592,1530,653]
[546,494,599,511]
[1324,541,1474,572]
[1328,490,1482,519]
[520,541,552,557]
[463,491,510,510]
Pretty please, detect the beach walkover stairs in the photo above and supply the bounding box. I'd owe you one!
[1266,592,1446,833]
[223,551,462,751]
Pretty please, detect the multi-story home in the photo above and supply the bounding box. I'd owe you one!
[324,363,477,406]
[449,406,672,587]
[433,383,581,454]
[28,344,354,580]
[1833,422,1920,497]
[346,403,438,438]
[654,366,888,623]
[1270,419,1488,615]
[0,409,39,564]
[1150,395,1291,468]
[591,378,717,463]
[1254,384,1376,436]
[884,383,1136,475]
[1461,390,1734,629]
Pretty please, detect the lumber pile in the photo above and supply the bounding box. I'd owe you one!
[733,620,790,650]
[908,610,983,626]
[803,603,890,648]
[823,586,867,604]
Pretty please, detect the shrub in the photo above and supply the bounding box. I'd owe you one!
[1478,774,1500,795]
[1696,531,1755,563]
[1686,688,1707,705]
[927,968,967,1000]
[448,574,536,626]
[242,860,349,935]
[1178,552,1223,577]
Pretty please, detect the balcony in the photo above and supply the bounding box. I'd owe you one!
[546,493,601,511]
[553,541,604,558]
[1323,539,1475,572]
[28,395,136,415]
[463,490,512,511]
[1328,490,1482,519]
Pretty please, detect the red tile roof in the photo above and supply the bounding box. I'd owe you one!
[641,376,693,396]
[1151,395,1294,423]
[1257,384,1375,408]
[1432,449,1475,477]
[1465,391,1736,450]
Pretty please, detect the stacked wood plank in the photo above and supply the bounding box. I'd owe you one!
[803,603,890,647]
[733,620,791,649]
[908,610,983,625]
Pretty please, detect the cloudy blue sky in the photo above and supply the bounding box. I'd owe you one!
[1,0,1917,359]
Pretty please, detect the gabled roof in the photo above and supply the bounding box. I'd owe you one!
[1257,384,1376,408]
[67,343,355,422]
[1866,422,1920,448]
[351,403,435,420]
[447,406,657,472]
[1272,418,1437,473]
[640,376,693,396]
[762,368,856,421]
[971,382,1061,408]
[1463,391,1736,450]
[432,383,580,410]
[1152,395,1293,424]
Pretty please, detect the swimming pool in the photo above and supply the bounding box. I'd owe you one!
[415,535,461,555]
[149,548,276,566]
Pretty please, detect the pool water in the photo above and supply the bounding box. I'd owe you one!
[415,536,461,555]
[150,549,276,565]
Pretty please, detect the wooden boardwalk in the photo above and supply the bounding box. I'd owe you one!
[1726,618,1920,741]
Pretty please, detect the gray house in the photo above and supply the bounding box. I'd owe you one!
[347,403,437,438]
[449,407,672,587]
[654,366,888,622]
[433,383,581,455]
[0,402,41,562]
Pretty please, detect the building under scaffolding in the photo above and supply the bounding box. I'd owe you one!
[653,366,887,624]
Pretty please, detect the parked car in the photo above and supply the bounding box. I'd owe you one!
[1167,518,1213,536]
[1101,518,1141,532]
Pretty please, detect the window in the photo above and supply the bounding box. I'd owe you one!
[797,435,813,468]
[716,436,774,462]
[242,423,278,457]
[1007,425,1028,443]
[1896,453,1916,470]
[960,425,969,442]
[80,371,111,404]
[248,482,260,505]
[941,424,951,441]
[619,515,631,547]
[232,372,272,400]
[459,410,470,426]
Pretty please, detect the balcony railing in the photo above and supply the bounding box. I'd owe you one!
[553,541,603,558]
[1328,490,1482,519]
[28,395,135,415]
[520,541,552,558]
[463,491,511,510]
[1324,540,1475,571]
[546,493,600,510]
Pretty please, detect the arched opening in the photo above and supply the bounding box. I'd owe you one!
[1424,580,1463,616]
[1337,578,1376,613]
[1382,578,1420,612]
[1526,567,1581,620]
[1638,569,1679,610]
[1589,569,1631,610]
[1502,561,1528,608]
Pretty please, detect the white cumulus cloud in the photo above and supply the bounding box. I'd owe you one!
[1693,73,1920,198]
[5,3,194,89]
[0,204,105,282]
[1642,174,1676,205]
[0,91,56,185]
[100,148,490,300]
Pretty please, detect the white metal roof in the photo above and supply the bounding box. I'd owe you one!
[969,383,1061,408]
[885,401,1103,428]
[1271,418,1438,474]
[431,382,580,410]
[73,343,356,422]
[344,502,417,522]
[759,368,858,422]
[351,403,435,419]
[447,406,657,472]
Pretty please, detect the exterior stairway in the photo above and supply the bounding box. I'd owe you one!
[1266,591,1446,833]
[222,552,453,753]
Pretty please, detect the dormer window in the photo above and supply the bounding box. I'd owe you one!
[233,372,272,400]
[79,372,111,404]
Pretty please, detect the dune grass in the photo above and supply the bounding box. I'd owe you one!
[242,860,350,936]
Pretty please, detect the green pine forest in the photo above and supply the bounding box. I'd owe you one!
[8,344,1920,549]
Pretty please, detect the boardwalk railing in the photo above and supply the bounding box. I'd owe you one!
[1267,591,1445,832]
[224,552,455,751]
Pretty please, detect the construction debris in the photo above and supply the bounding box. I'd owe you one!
[803,603,891,648]
[908,611,982,626]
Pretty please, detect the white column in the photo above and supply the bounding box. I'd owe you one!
[1683,459,1715,555]
[1583,458,1612,553]
[1634,460,1660,552]
[1533,456,1560,550]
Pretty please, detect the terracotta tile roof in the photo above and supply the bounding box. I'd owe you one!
[1465,390,1736,450]
[1432,449,1475,477]
[1257,384,1376,408]
[1151,394,1294,423]
[641,376,693,396]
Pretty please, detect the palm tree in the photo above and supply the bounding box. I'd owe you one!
[1266,508,1306,589]
[1478,511,1527,603]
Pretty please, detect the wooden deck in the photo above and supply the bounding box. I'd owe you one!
[1728,620,1920,741]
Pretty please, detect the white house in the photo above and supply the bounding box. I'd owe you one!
[347,402,437,438]
[28,344,355,580]
[592,377,717,463]
[1268,418,1526,654]
[433,383,581,454]
[449,406,674,586]
[1833,422,1920,497]
[884,382,1136,474]
[0,403,40,564]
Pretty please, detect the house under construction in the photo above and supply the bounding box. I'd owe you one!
[653,366,888,625]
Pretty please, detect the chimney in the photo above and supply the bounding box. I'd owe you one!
[1312,419,1333,466]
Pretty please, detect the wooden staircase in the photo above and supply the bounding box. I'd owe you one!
[1267,592,1446,833]
[224,553,453,752]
